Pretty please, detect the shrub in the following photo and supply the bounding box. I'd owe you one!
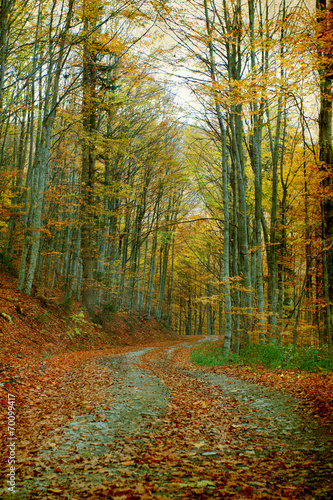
[0,252,17,275]
[70,311,87,324]
[64,296,73,313]
[103,302,117,314]
[100,302,118,324]
[190,342,333,372]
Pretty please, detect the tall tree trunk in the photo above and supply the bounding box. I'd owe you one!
[0,0,15,114]
[80,0,98,317]
[317,0,333,350]
[248,0,265,340]
[203,0,232,353]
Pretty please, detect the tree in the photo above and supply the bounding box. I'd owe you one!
[17,0,75,294]
[317,0,333,350]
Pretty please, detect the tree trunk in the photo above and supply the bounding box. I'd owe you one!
[248,0,265,341]
[203,0,232,353]
[80,1,98,317]
[317,0,333,351]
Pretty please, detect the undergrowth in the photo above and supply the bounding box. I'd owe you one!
[0,252,17,276]
[190,342,333,372]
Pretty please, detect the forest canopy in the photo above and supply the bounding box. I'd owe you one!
[0,0,332,356]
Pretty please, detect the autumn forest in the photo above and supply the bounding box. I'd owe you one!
[1,0,333,357]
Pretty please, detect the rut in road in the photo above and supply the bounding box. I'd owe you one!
[8,339,333,499]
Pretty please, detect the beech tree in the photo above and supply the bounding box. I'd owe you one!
[316,0,333,350]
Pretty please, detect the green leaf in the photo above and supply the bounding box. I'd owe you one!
[196,480,216,488]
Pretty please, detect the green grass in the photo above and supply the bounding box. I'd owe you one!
[190,342,333,372]
[190,343,240,367]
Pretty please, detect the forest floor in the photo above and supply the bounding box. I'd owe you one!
[0,339,332,499]
[0,267,333,499]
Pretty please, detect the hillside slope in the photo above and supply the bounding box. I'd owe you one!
[0,265,180,380]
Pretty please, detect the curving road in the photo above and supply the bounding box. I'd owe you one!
[9,338,333,499]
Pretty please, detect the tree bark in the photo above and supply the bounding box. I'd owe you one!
[80,0,99,317]
[317,0,333,350]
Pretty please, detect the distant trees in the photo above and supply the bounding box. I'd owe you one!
[17,0,75,295]
[0,0,187,322]
[153,0,333,353]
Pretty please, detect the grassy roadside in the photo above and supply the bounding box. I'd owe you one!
[190,341,333,372]
[189,342,333,424]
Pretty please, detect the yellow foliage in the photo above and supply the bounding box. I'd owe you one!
[94,34,124,54]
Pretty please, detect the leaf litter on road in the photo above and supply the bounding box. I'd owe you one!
[1,340,333,499]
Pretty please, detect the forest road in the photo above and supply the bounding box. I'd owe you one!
[9,338,333,499]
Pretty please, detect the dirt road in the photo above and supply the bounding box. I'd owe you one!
[3,338,333,499]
